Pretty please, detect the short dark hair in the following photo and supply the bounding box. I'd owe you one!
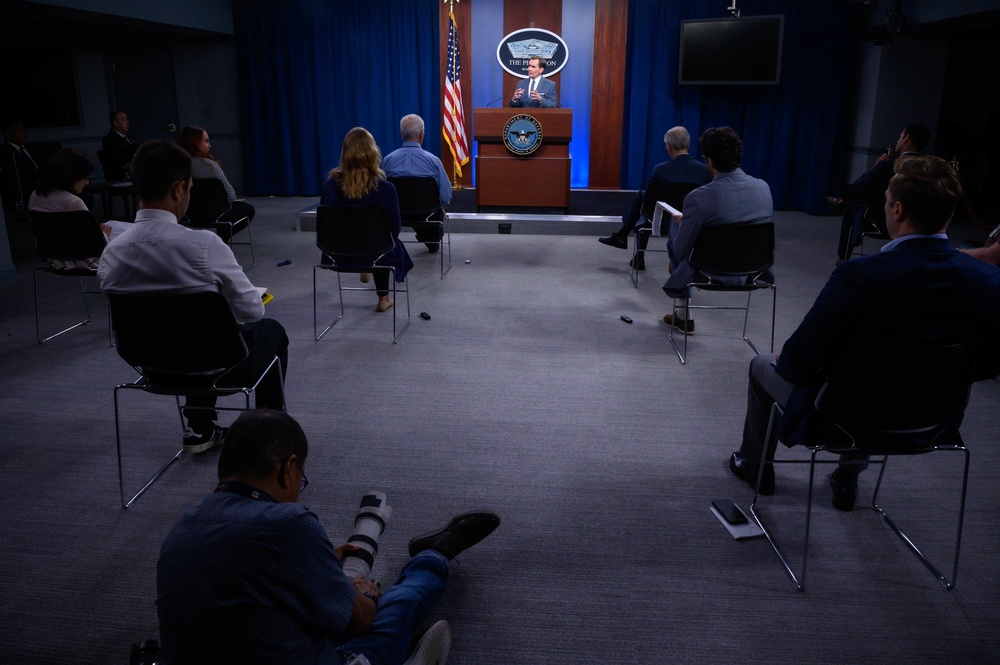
[130,140,192,201]
[35,148,94,196]
[529,56,545,70]
[109,110,125,125]
[218,410,309,481]
[888,155,962,234]
[903,123,931,152]
[699,126,742,172]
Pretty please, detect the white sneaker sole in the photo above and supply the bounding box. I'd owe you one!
[403,620,451,665]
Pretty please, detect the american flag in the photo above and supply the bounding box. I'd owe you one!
[443,11,469,177]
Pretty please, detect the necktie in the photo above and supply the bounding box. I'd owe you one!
[19,146,36,169]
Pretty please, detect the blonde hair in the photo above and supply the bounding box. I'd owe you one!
[328,127,384,200]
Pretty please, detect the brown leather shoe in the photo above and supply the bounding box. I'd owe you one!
[662,313,695,334]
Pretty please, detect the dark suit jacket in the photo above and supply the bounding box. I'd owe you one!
[509,77,558,108]
[776,236,1000,446]
[102,131,138,181]
[0,141,39,208]
[647,154,712,189]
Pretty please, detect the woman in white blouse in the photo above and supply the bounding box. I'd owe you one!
[28,148,110,269]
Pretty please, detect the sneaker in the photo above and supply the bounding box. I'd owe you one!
[662,313,695,334]
[183,425,228,454]
[729,452,775,495]
[403,620,451,665]
[598,234,628,249]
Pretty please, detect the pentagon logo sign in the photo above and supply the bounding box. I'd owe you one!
[503,115,543,156]
[496,28,569,77]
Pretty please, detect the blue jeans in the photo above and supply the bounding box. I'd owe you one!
[339,551,450,665]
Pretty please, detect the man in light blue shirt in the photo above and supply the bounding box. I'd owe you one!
[382,114,451,252]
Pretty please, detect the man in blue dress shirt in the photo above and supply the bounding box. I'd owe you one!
[382,114,452,253]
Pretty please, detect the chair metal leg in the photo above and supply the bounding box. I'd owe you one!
[34,269,98,344]
[313,265,345,341]
[440,220,453,278]
[391,269,412,343]
[114,383,184,509]
[667,296,690,365]
[630,230,640,288]
[748,403,807,590]
[871,446,969,590]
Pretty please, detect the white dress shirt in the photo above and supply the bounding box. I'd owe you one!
[98,208,263,323]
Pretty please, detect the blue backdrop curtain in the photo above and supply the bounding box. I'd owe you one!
[234,0,441,196]
[622,0,856,213]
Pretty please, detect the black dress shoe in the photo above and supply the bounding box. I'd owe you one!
[829,468,858,512]
[599,235,628,249]
[408,511,501,560]
[729,452,775,495]
[424,243,440,253]
[629,256,645,271]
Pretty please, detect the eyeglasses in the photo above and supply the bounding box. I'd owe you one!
[280,457,309,493]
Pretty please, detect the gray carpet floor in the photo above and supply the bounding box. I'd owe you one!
[1,197,998,664]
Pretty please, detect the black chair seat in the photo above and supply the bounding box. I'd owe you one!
[30,209,110,344]
[669,220,776,364]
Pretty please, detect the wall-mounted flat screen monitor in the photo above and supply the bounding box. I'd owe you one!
[678,15,784,85]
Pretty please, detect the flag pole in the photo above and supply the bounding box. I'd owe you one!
[443,0,469,189]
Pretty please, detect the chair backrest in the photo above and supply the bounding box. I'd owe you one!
[315,204,395,259]
[185,179,232,226]
[640,181,701,220]
[95,149,115,180]
[108,290,248,384]
[387,176,445,223]
[30,210,108,261]
[688,220,774,277]
[815,340,973,451]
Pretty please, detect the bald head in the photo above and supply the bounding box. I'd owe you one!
[400,114,425,143]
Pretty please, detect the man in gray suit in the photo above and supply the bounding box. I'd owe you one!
[510,57,558,109]
[661,127,773,333]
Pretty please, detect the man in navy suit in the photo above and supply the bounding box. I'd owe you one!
[102,110,138,181]
[729,155,1000,510]
[598,126,712,269]
[509,57,558,109]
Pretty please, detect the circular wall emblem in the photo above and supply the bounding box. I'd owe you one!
[503,115,543,156]
[496,28,569,77]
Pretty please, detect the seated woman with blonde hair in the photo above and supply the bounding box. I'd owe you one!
[177,125,255,229]
[320,127,413,312]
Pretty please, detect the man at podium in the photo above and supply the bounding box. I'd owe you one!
[510,57,558,109]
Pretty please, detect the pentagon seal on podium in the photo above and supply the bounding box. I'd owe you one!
[503,114,543,156]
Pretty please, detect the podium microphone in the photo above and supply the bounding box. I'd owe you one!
[485,94,507,107]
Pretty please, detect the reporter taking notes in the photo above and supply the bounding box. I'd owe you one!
[510,56,559,109]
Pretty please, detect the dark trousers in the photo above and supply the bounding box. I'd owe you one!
[737,353,868,474]
[184,318,288,427]
[614,190,646,238]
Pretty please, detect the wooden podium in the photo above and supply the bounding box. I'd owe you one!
[473,108,572,208]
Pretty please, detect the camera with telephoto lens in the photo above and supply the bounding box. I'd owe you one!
[341,491,392,579]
